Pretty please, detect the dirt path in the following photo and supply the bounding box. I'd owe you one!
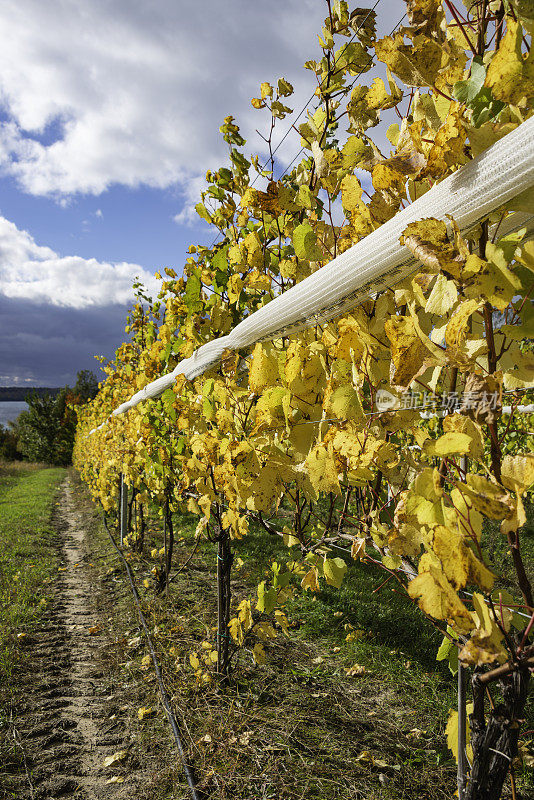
[5,476,145,800]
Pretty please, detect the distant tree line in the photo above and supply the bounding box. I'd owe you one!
[0,370,99,465]
[0,387,61,401]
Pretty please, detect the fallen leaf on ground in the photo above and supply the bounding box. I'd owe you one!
[102,750,128,768]
[88,624,102,635]
[345,663,367,676]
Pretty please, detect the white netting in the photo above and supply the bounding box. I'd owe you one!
[90,116,534,430]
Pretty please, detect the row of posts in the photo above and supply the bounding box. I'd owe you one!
[117,471,470,774]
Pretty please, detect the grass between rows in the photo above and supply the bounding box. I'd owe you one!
[0,461,66,690]
[72,476,531,800]
[0,464,531,798]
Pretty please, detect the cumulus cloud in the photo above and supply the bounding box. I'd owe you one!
[0,215,161,308]
[0,0,327,199]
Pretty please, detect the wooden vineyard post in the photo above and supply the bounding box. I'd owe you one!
[120,473,128,546]
[163,511,168,597]
[458,453,468,799]
[216,517,232,678]
[458,661,468,800]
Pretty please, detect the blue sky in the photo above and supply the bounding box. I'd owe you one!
[0,0,403,386]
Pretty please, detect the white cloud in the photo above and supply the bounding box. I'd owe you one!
[0,215,160,308]
[0,0,329,199]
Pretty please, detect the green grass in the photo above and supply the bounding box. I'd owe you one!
[0,462,66,687]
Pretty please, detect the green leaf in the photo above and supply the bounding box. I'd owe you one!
[436,627,459,675]
[323,557,347,589]
[341,135,366,169]
[184,274,201,305]
[195,203,212,224]
[277,77,294,97]
[212,245,229,271]
[453,57,486,103]
[298,185,315,209]
[257,581,277,614]
[293,222,323,261]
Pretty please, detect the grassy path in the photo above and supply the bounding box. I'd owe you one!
[0,462,66,686]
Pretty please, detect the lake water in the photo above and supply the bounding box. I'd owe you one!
[0,401,28,428]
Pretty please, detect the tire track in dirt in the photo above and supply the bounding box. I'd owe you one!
[3,476,142,800]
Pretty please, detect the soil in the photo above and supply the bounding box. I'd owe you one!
[1,475,155,800]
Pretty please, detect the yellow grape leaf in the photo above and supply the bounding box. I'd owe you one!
[257,580,277,614]
[423,110,467,178]
[501,453,534,495]
[388,524,424,559]
[255,621,277,640]
[372,163,406,194]
[102,750,128,768]
[432,525,494,591]
[425,274,458,315]
[465,244,522,312]
[255,386,291,430]
[249,343,279,394]
[227,274,243,304]
[138,707,155,721]
[424,431,472,457]
[323,556,347,589]
[460,593,508,666]
[106,776,125,785]
[228,618,244,645]
[305,444,341,496]
[260,81,273,99]
[384,315,429,387]
[443,414,484,460]
[253,642,267,665]
[189,652,200,670]
[375,33,443,87]
[341,174,363,212]
[408,554,472,631]
[301,567,320,592]
[238,599,253,632]
[324,384,364,423]
[451,487,483,541]
[341,135,366,169]
[485,20,534,105]
[274,609,290,635]
[446,703,474,764]
[405,468,445,527]
[351,537,366,560]
[246,462,283,513]
[400,218,458,274]
[502,493,527,535]
[445,299,482,350]
[460,474,511,520]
